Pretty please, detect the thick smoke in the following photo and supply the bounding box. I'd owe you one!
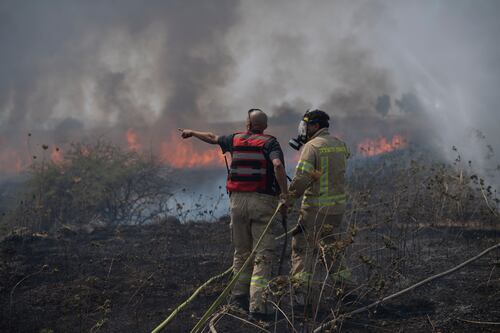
[373,1,500,182]
[217,0,500,184]
[1,0,499,187]
[0,0,238,145]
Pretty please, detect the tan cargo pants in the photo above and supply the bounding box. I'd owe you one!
[291,207,344,309]
[230,192,278,314]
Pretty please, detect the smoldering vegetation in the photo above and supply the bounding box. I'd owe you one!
[0,143,498,333]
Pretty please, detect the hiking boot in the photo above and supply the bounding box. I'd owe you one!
[228,294,249,313]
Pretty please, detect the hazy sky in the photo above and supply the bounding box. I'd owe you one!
[1,0,499,180]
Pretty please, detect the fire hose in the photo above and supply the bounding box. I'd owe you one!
[277,214,287,276]
[276,174,293,275]
[151,202,284,333]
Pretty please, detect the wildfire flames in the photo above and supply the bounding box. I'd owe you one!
[126,129,142,151]
[0,146,23,174]
[126,130,225,169]
[160,133,225,168]
[1,131,408,175]
[0,140,64,174]
[357,135,407,157]
[0,130,225,175]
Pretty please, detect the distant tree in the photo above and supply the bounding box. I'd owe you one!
[375,94,391,117]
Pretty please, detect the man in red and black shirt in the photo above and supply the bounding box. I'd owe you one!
[179,109,287,320]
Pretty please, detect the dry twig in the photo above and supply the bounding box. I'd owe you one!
[223,312,271,333]
[456,318,500,325]
[208,310,225,333]
[313,243,500,333]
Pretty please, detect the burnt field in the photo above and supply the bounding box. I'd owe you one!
[0,148,499,332]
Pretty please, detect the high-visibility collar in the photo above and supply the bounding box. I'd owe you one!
[309,128,330,141]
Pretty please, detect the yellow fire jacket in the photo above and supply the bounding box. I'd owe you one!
[289,128,350,215]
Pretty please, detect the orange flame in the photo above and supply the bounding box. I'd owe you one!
[357,135,407,157]
[0,137,23,174]
[126,129,142,151]
[0,147,23,174]
[160,133,225,168]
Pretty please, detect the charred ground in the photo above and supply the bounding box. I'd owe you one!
[0,215,498,332]
[0,146,499,332]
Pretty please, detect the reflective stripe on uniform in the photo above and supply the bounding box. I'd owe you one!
[320,156,328,196]
[232,152,266,160]
[250,275,268,288]
[297,143,348,208]
[296,159,314,173]
[235,133,273,142]
[233,272,252,293]
[230,168,266,175]
[319,146,347,154]
[303,193,347,207]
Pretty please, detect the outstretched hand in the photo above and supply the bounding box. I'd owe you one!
[178,128,193,139]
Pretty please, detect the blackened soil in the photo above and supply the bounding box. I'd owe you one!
[0,219,498,333]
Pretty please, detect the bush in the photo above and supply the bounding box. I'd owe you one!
[4,141,172,231]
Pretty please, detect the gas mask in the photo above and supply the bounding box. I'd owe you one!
[288,118,308,150]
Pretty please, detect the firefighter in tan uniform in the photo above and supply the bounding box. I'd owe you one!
[179,109,288,321]
[283,109,350,312]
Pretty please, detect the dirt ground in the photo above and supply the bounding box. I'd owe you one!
[0,214,498,333]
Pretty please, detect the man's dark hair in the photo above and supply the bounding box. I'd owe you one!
[305,109,330,128]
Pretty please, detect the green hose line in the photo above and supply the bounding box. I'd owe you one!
[190,202,283,333]
[151,266,233,333]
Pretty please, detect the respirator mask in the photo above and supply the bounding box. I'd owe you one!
[288,116,309,150]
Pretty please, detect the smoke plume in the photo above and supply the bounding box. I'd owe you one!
[1,0,499,187]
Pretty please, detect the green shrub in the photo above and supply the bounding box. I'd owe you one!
[5,141,172,231]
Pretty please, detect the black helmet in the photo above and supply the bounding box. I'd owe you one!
[304,109,330,128]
